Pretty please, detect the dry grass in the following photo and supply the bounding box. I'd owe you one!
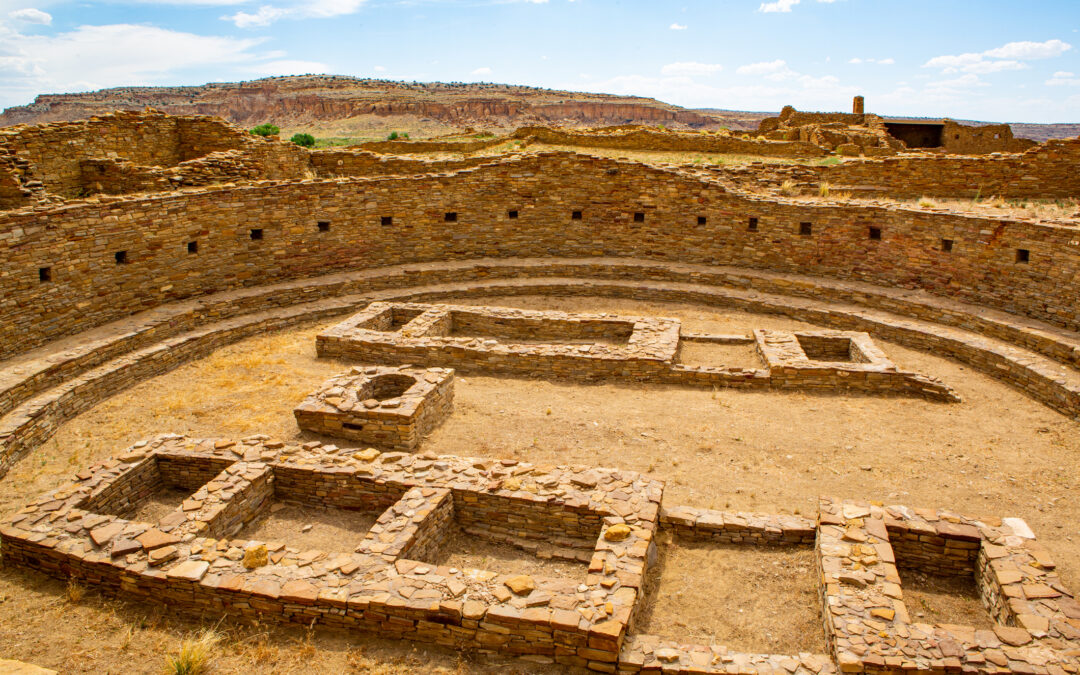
[164,628,222,675]
[1,295,1079,671]
[818,182,831,198]
[779,179,798,196]
[66,578,85,604]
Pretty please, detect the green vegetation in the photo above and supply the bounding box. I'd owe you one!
[249,123,280,137]
[290,133,316,148]
[387,131,410,141]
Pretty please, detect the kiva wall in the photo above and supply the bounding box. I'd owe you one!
[1,152,1078,360]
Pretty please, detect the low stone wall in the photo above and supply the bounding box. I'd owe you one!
[773,137,1080,199]
[310,149,491,177]
[3,261,1078,481]
[511,125,828,157]
[6,438,1079,674]
[1,436,662,671]
[818,496,1079,674]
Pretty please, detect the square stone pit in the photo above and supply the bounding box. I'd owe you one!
[294,365,454,451]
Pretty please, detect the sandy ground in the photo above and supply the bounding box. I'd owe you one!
[1,295,1079,672]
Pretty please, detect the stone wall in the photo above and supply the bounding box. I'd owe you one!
[2,152,1078,361]
[793,137,1080,199]
[0,110,310,201]
[310,149,491,177]
[510,125,829,157]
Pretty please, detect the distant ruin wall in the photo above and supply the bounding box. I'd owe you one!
[310,149,492,177]
[1,152,1078,359]
[0,111,310,200]
[357,138,504,154]
[510,126,829,157]
[805,137,1080,199]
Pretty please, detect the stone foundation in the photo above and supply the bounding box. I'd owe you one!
[5,437,1078,673]
[294,365,454,450]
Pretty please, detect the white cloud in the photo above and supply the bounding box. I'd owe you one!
[736,59,796,81]
[0,23,296,108]
[373,65,386,72]
[759,0,798,12]
[669,22,687,30]
[8,8,51,24]
[984,39,1072,60]
[758,0,837,12]
[1047,70,1080,86]
[925,38,1071,75]
[660,61,722,76]
[226,5,289,27]
[224,0,367,27]
[471,66,492,76]
[849,56,894,65]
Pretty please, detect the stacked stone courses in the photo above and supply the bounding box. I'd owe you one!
[5,437,1080,673]
[3,150,1080,361]
[294,365,455,450]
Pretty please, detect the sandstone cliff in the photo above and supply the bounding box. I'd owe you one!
[0,75,723,131]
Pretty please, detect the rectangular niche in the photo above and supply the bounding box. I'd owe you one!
[795,334,856,362]
[886,523,996,629]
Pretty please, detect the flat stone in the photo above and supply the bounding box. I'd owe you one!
[167,560,209,582]
[137,528,180,550]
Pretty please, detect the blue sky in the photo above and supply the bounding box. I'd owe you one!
[1,0,1079,122]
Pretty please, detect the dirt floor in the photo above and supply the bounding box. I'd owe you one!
[425,530,589,582]
[2,294,1079,672]
[895,568,996,629]
[636,532,823,654]
[236,503,381,555]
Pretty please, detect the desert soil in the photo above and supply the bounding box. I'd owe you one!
[1,295,1078,673]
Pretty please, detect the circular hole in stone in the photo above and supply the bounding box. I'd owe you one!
[369,374,417,401]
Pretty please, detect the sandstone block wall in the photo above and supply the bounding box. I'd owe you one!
[510,125,829,157]
[791,136,1080,199]
[3,151,1076,362]
[310,148,491,177]
[0,110,310,202]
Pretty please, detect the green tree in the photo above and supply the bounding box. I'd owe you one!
[249,123,280,137]
[290,133,315,148]
[387,131,399,140]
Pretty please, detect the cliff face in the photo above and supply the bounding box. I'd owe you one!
[0,75,721,130]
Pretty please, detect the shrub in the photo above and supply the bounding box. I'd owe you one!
[290,133,315,148]
[387,131,399,140]
[249,123,280,137]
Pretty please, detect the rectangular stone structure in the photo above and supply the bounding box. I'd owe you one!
[0,435,662,671]
[294,365,454,451]
[316,301,681,381]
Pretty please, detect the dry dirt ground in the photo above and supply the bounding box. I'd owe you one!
[2,295,1079,672]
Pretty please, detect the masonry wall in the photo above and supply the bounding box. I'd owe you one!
[310,149,490,177]
[510,126,829,157]
[0,111,311,199]
[806,137,1080,198]
[1,152,1079,360]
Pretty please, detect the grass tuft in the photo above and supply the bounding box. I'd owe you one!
[66,578,85,603]
[780,179,798,196]
[163,627,222,675]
